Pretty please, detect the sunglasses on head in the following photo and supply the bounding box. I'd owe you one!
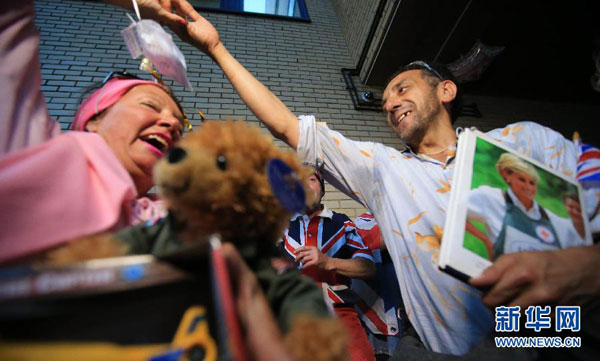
[403,61,444,81]
[102,70,203,131]
[102,70,140,84]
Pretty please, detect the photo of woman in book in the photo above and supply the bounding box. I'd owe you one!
[466,152,585,260]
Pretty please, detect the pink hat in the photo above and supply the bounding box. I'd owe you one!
[72,78,169,131]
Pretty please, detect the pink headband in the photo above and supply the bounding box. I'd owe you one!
[72,78,168,131]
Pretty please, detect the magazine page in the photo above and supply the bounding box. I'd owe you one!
[439,129,592,281]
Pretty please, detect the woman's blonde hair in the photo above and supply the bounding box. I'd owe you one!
[496,153,539,183]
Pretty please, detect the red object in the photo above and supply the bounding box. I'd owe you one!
[334,306,376,361]
[210,241,249,361]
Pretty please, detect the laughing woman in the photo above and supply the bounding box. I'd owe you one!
[0,0,188,263]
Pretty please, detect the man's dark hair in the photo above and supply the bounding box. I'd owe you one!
[386,61,463,123]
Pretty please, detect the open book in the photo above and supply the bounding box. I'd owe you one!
[439,128,592,282]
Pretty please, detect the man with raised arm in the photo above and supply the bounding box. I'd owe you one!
[170,1,600,355]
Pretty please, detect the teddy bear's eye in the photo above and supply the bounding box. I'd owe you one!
[216,155,227,170]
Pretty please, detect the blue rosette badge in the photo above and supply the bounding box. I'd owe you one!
[266,159,306,213]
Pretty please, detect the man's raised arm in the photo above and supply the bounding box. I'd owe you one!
[174,0,300,149]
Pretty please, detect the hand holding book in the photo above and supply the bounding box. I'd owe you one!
[470,244,600,309]
[439,129,592,284]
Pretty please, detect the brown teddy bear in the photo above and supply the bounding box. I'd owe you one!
[44,120,349,361]
[154,120,306,249]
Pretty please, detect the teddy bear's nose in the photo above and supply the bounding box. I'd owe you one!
[167,147,187,163]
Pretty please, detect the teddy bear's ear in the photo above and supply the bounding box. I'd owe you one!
[266,158,305,213]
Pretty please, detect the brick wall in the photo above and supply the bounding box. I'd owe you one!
[330,0,380,66]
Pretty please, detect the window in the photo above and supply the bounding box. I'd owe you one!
[190,0,310,21]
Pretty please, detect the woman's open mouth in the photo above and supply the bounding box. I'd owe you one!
[140,134,172,156]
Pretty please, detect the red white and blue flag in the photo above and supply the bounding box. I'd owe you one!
[576,139,600,188]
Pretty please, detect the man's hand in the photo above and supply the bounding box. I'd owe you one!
[137,0,186,25]
[294,246,330,269]
[294,246,376,278]
[105,0,222,55]
[104,0,186,28]
[470,245,600,309]
[170,0,222,56]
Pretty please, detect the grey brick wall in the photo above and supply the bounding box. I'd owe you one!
[33,0,600,219]
[330,0,380,66]
[358,0,399,84]
[330,0,399,85]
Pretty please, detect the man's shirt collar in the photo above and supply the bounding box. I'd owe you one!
[290,205,333,221]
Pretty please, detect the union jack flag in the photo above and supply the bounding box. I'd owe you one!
[352,213,404,336]
[575,137,600,188]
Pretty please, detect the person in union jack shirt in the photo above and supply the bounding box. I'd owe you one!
[283,170,377,361]
[353,212,406,359]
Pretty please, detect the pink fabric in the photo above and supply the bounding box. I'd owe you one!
[0,132,137,263]
[0,1,60,155]
[72,78,167,131]
[0,1,169,263]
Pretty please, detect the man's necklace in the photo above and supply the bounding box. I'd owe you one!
[408,142,455,157]
[406,128,463,157]
[420,143,455,156]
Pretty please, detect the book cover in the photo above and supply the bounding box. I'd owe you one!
[439,129,592,281]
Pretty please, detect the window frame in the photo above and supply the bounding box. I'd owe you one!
[191,0,311,22]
